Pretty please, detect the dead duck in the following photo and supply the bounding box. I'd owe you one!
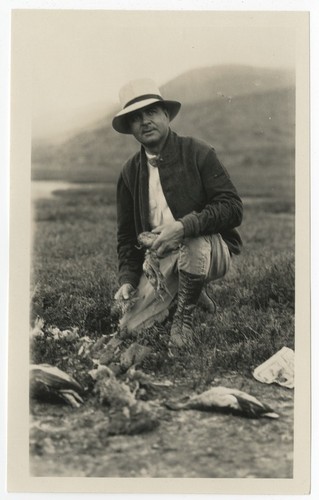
[30,363,84,408]
[137,232,170,300]
[165,386,279,419]
[89,365,137,408]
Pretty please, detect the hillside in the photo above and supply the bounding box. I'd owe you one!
[161,65,294,104]
[32,65,295,199]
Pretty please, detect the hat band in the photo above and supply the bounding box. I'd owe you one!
[124,94,163,109]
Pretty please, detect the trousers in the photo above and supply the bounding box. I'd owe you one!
[178,233,231,280]
[119,234,231,332]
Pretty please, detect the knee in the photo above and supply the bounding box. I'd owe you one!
[177,236,211,276]
[207,234,231,281]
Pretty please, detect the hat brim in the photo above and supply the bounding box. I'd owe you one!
[112,99,181,134]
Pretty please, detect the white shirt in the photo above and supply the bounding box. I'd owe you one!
[146,152,175,229]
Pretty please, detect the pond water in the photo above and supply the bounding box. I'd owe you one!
[31,181,292,214]
[31,181,103,201]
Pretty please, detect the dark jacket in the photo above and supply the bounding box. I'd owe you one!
[117,129,243,287]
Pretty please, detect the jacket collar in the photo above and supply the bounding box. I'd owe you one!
[139,128,179,165]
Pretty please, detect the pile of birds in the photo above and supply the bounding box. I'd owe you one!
[30,362,279,421]
[30,269,280,435]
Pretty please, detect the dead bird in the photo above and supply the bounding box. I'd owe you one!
[89,365,160,434]
[137,231,171,300]
[89,365,138,408]
[30,364,84,408]
[125,366,173,399]
[165,386,279,419]
[137,231,158,249]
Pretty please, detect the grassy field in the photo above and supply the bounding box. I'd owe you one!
[29,68,295,476]
[30,180,294,381]
[29,179,295,478]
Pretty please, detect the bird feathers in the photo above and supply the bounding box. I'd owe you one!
[165,386,279,419]
[30,364,84,408]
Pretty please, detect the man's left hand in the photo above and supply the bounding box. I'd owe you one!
[151,221,184,257]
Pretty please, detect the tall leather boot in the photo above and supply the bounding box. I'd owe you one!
[170,270,206,348]
[198,288,217,314]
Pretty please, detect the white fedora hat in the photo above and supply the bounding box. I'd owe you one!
[112,78,181,134]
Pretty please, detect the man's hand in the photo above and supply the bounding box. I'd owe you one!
[114,283,136,301]
[151,221,184,257]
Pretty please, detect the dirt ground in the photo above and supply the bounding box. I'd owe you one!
[30,372,293,478]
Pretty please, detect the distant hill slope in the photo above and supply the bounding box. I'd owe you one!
[161,65,294,104]
[32,65,295,199]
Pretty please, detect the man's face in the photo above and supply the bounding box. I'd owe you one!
[127,104,170,150]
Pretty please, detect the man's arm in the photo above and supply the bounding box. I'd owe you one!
[116,173,144,288]
[151,147,243,255]
[179,147,243,238]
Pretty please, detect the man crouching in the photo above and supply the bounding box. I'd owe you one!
[112,78,243,348]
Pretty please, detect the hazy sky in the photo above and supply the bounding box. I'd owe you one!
[15,10,297,139]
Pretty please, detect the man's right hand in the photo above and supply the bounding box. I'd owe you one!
[114,283,136,301]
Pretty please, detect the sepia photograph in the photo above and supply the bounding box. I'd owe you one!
[6,3,313,495]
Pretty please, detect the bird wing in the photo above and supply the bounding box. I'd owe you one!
[30,364,83,393]
[223,387,265,407]
[222,387,279,417]
[208,387,278,418]
[234,394,279,418]
[210,386,273,410]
